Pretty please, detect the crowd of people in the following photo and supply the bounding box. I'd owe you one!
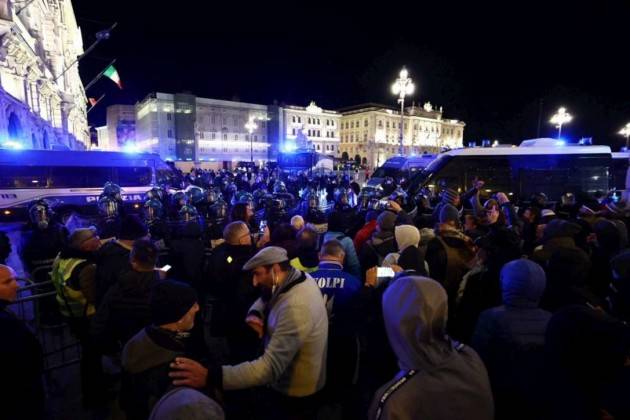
[2,166,630,420]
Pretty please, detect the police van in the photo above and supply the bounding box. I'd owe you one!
[406,138,613,202]
[0,149,173,221]
[368,153,437,188]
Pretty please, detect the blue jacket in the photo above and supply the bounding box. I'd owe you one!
[310,261,362,337]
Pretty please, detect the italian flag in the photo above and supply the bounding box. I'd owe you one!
[103,64,122,89]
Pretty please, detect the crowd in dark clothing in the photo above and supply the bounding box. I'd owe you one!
[3,170,630,420]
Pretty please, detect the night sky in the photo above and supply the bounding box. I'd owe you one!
[73,1,630,148]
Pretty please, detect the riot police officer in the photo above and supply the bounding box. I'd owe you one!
[20,200,68,324]
[97,194,122,240]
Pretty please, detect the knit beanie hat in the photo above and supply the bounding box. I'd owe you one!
[377,210,397,232]
[439,204,460,225]
[150,280,198,325]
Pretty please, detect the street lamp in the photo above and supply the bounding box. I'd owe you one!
[245,117,258,164]
[391,67,415,155]
[549,107,573,139]
[619,123,630,150]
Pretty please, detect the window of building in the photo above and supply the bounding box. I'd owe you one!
[223,134,227,140]
[364,133,367,141]
[292,128,296,135]
[317,119,320,125]
[308,117,312,124]
[167,113,172,121]
[199,132,204,139]
[386,121,390,128]
[211,133,216,139]
[316,144,320,150]
[168,129,173,138]
[234,134,238,140]
[364,119,368,127]
[378,120,383,128]
[298,116,301,123]
[292,116,296,123]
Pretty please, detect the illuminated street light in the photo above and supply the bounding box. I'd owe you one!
[550,107,573,139]
[619,123,630,150]
[245,117,258,163]
[391,67,415,155]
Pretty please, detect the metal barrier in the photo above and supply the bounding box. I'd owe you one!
[10,269,81,372]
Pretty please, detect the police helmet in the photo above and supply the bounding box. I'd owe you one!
[143,199,164,223]
[28,200,52,229]
[178,204,199,223]
[186,186,205,205]
[273,181,288,194]
[98,195,120,221]
[102,182,122,201]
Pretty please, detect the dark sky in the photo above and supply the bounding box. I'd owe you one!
[73,1,630,148]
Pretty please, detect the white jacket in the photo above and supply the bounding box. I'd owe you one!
[222,270,328,397]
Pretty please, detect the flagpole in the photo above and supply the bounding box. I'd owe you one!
[87,94,106,114]
[55,22,118,82]
[84,59,117,92]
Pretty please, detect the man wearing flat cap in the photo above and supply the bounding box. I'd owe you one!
[170,246,329,419]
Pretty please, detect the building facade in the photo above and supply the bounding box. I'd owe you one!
[105,104,135,151]
[135,92,270,165]
[279,101,340,155]
[339,102,465,168]
[134,94,465,169]
[0,0,88,150]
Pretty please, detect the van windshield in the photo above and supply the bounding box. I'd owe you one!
[372,167,400,179]
[407,154,452,194]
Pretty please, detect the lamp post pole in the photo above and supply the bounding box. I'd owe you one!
[391,67,415,155]
[550,107,573,139]
[245,118,258,164]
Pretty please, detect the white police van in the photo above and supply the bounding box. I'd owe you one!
[406,138,613,202]
[0,149,173,221]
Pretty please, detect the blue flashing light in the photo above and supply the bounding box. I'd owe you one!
[1,140,23,150]
[282,141,297,153]
[555,139,566,146]
[122,143,140,153]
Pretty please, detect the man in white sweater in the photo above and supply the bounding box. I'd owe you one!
[169,246,328,418]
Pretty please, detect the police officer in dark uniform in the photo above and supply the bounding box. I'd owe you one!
[20,200,68,324]
[328,188,358,236]
[143,198,170,245]
[206,191,229,245]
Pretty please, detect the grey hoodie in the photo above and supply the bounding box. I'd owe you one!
[149,387,224,420]
[369,276,493,420]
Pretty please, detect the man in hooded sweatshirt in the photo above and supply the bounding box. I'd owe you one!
[368,275,493,420]
[472,259,552,419]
